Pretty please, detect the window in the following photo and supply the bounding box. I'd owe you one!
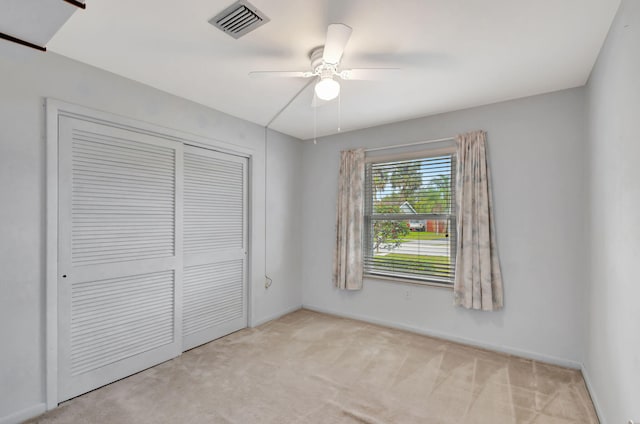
[364,150,456,285]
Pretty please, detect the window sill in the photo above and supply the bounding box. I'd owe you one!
[364,273,454,289]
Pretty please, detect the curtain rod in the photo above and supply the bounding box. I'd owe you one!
[365,136,455,152]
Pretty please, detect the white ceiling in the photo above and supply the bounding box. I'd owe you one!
[47,0,620,140]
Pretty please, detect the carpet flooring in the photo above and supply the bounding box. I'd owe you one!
[28,309,598,423]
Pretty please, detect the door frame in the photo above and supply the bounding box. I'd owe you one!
[45,99,254,409]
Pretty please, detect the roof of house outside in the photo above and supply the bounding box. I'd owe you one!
[399,201,417,215]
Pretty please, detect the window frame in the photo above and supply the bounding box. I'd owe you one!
[363,146,457,288]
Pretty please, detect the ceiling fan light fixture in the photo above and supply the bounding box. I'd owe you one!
[315,77,340,101]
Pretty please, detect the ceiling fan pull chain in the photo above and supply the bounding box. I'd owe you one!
[338,92,341,132]
[313,101,317,144]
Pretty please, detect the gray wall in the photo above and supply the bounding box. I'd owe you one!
[301,88,588,366]
[0,43,302,422]
[585,1,640,422]
[264,129,304,319]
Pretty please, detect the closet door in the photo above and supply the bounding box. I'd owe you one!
[57,116,183,402]
[182,145,247,350]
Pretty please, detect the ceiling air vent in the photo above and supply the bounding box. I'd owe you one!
[209,1,270,39]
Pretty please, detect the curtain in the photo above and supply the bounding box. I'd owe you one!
[454,131,504,310]
[333,148,365,290]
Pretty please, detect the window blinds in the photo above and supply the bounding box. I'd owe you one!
[364,153,457,284]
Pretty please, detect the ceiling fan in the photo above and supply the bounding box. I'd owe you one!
[249,23,399,103]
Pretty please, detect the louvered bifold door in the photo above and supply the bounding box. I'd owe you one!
[183,145,247,351]
[57,116,183,402]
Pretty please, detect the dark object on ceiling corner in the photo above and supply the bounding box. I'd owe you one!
[63,0,86,9]
[0,0,86,52]
[0,32,47,52]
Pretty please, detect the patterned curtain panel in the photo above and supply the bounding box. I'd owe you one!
[454,131,504,310]
[333,148,365,290]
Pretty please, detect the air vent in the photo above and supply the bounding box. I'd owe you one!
[209,1,270,39]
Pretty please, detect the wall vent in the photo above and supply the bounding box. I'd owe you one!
[209,1,270,39]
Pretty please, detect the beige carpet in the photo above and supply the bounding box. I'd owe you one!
[28,310,598,423]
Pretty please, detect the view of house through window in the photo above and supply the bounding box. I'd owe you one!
[364,152,456,285]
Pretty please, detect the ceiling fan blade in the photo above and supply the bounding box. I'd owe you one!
[248,71,313,78]
[322,23,352,64]
[339,68,401,80]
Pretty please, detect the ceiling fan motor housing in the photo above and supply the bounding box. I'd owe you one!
[309,46,338,77]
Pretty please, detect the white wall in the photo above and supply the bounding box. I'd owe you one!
[0,43,302,422]
[584,1,640,422]
[301,88,588,366]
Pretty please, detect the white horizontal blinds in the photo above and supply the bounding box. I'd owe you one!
[71,128,176,265]
[184,151,244,253]
[184,260,244,336]
[70,270,175,376]
[58,116,182,402]
[364,153,457,284]
[182,145,247,351]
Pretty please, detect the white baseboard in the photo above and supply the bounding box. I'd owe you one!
[251,304,302,327]
[0,403,46,424]
[581,364,605,424]
[302,304,582,369]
